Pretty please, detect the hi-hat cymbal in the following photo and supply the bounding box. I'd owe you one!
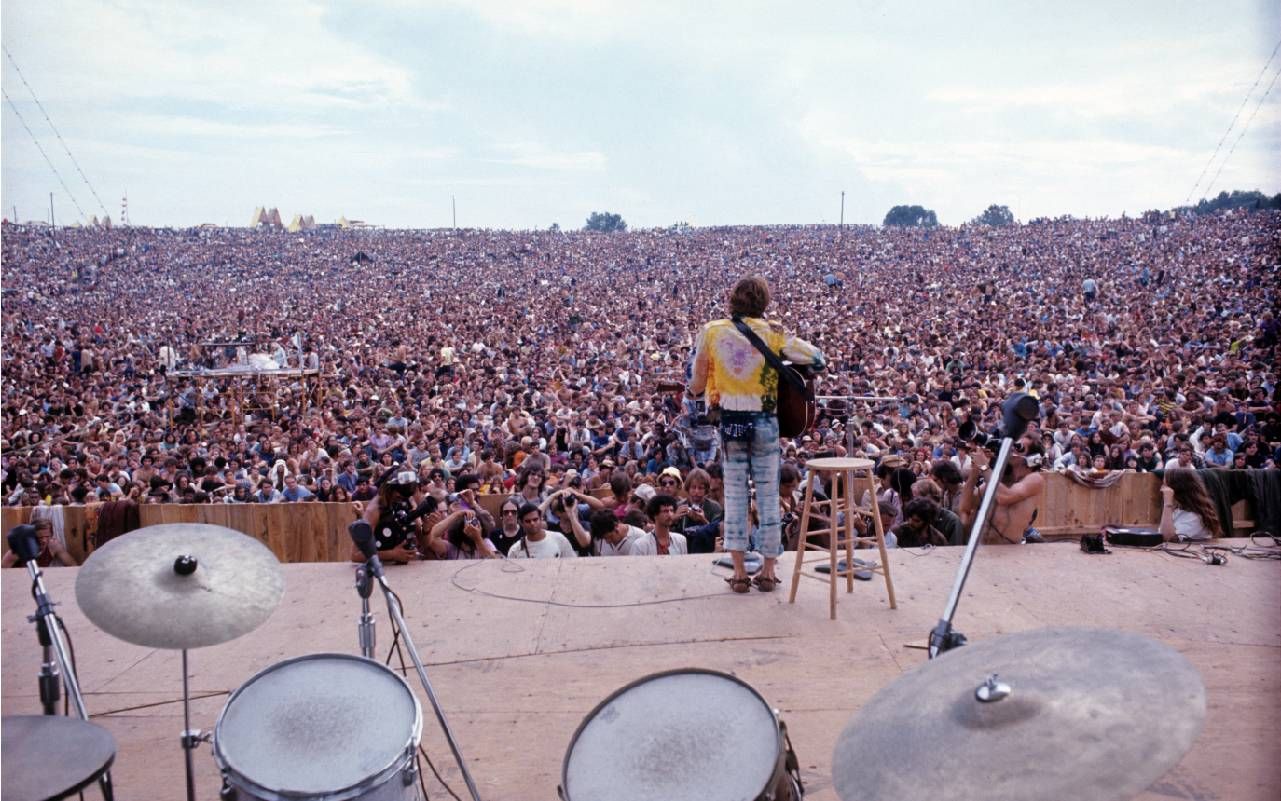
[833,628,1205,801]
[76,523,284,650]
[2,715,116,801]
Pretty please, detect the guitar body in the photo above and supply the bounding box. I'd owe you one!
[776,364,818,438]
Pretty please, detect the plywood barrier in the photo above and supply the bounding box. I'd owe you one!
[1034,472,1164,535]
[0,472,1266,563]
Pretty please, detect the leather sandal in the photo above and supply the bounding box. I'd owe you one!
[752,575,778,592]
[725,576,752,594]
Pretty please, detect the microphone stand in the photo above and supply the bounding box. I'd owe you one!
[24,560,116,800]
[815,394,900,455]
[355,564,376,659]
[371,562,484,801]
[927,436,1014,659]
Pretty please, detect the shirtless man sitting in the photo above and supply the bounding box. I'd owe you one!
[961,440,1046,544]
[2,519,77,567]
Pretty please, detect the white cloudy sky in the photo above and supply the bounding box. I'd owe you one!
[2,0,1279,228]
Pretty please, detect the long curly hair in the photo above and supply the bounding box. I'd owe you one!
[1164,469,1222,538]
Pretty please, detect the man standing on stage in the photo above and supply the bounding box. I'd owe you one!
[688,276,825,593]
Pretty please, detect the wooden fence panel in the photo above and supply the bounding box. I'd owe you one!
[0,473,1261,563]
[1035,473,1163,535]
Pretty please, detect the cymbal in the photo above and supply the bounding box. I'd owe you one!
[76,523,284,650]
[833,628,1205,801]
[2,715,116,801]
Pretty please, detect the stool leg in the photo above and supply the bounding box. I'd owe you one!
[843,470,855,595]
[788,471,817,604]
[829,472,840,620]
[867,473,898,610]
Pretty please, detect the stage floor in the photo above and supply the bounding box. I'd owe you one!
[3,540,1279,800]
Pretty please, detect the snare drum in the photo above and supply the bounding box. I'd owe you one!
[215,654,423,801]
[561,669,803,801]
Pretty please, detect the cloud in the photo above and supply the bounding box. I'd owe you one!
[925,67,1272,119]
[1,0,420,112]
[487,142,607,171]
[127,115,348,140]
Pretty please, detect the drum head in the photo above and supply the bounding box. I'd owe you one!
[563,669,780,801]
[215,654,420,797]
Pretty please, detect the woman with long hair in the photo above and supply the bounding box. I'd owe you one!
[1159,469,1222,542]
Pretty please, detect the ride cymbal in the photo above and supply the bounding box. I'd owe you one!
[833,628,1205,801]
[76,523,284,650]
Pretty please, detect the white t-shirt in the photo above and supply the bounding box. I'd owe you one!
[595,525,645,556]
[1172,509,1212,542]
[507,530,577,559]
[630,531,689,556]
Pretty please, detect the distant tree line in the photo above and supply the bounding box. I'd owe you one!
[584,211,627,233]
[1183,190,1281,215]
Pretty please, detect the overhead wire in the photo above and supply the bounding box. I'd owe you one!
[1185,37,1281,205]
[3,46,111,218]
[2,87,89,224]
[1202,60,1281,198]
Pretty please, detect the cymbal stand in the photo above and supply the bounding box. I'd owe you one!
[24,561,116,800]
[374,570,484,801]
[927,436,1015,659]
[179,649,209,801]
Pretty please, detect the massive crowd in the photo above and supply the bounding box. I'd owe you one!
[2,211,1278,553]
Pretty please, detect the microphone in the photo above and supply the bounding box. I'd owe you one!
[1000,392,1041,441]
[348,520,384,579]
[6,525,40,563]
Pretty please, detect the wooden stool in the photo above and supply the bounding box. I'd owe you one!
[787,457,897,619]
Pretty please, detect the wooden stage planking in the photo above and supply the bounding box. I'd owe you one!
[2,540,1279,801]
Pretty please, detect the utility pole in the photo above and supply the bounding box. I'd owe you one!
[49,192,54,227]
[452,195,457,229]
[840,190,845,230]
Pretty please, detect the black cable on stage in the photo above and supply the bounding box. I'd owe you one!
[3,46,111,218]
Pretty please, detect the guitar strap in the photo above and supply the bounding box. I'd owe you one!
[730,316,805,390]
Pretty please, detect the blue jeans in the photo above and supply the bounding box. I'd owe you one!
[720,413,782,558]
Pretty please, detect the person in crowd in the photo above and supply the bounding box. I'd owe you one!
[1,519,77,567]
[586,508,645,556]
[489,498,524,555]
[1159,469,1223,542]
[630,494,689,556]
[425,505,498,559]
[507,502,577,559]
[961,442,1047,544]
[349,469,426,565]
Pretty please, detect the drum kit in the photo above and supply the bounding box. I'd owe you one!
[558,627,1205,801]
[5,522,1209,801]
[4,523,444,801]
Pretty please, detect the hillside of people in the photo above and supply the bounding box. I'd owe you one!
[2,211,1277,523]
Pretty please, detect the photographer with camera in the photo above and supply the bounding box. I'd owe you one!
[542,484,603,554]
[959,438,1046,544]
[425,501,497,559]
[349,466,433,565]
